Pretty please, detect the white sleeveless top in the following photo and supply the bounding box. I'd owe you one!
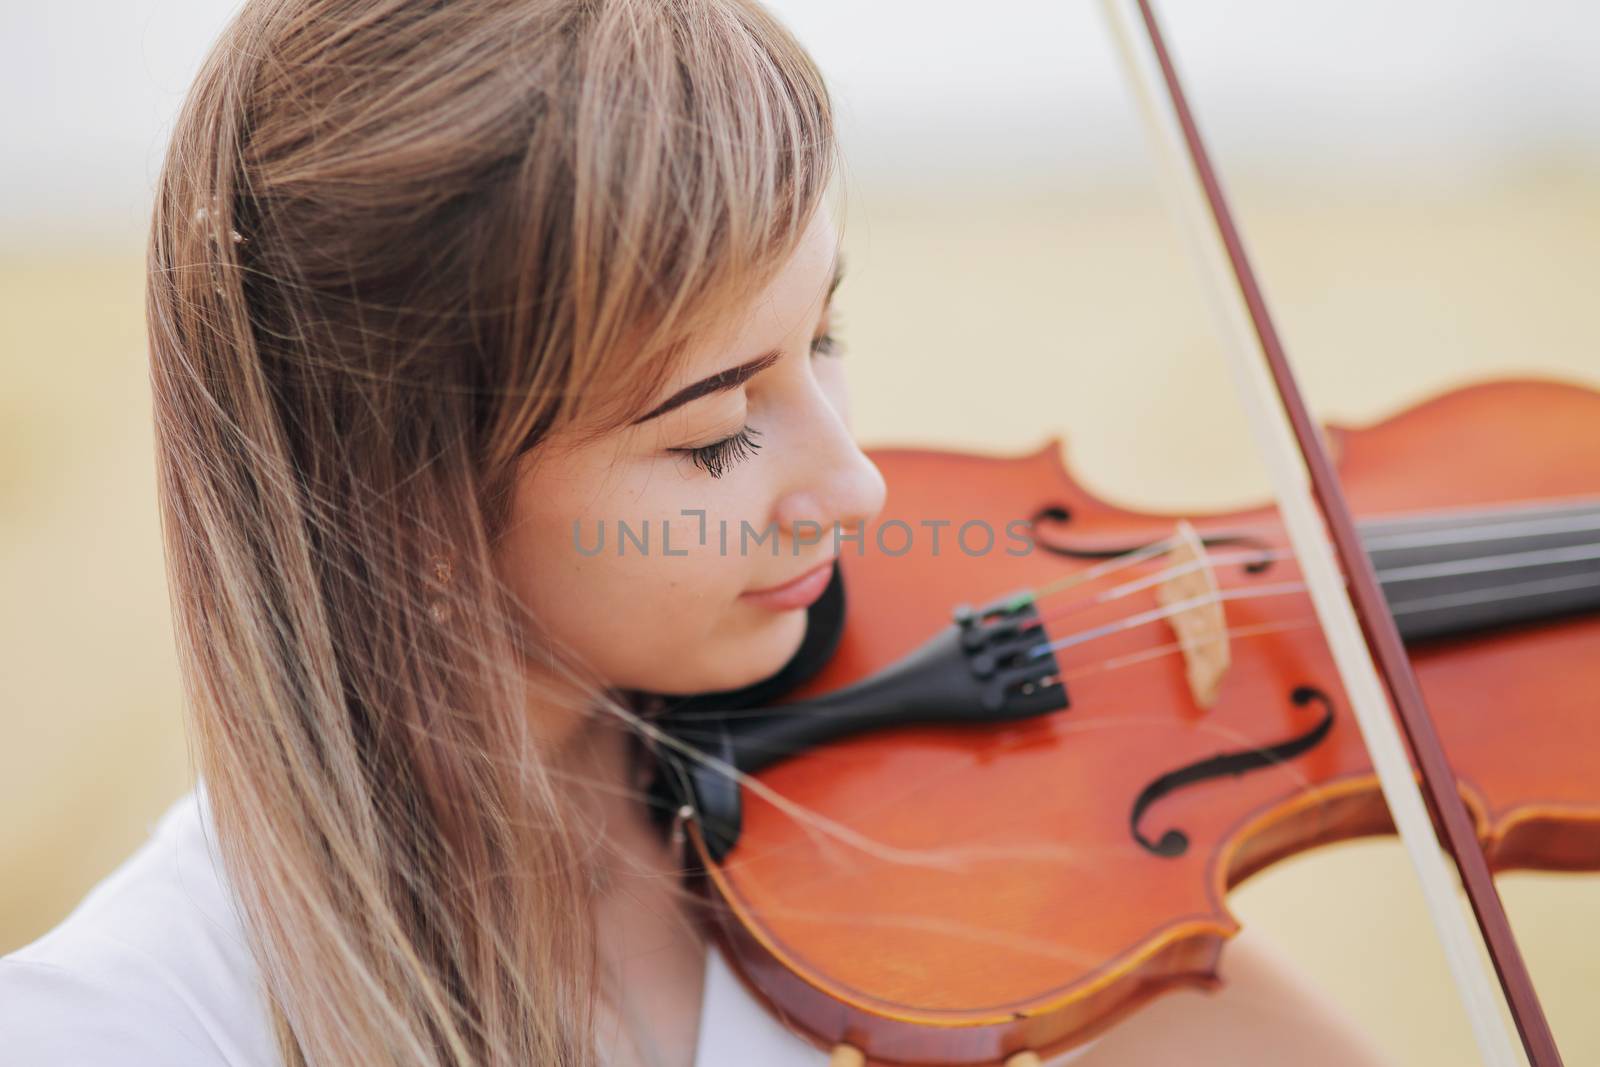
[0,790,1090,1065]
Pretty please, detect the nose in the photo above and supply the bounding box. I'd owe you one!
[772,410,887,554]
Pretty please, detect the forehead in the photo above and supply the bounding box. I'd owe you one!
[672,210,840,382]
[542,210,841,447]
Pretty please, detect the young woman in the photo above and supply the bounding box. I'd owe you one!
[0,1,1390,1064]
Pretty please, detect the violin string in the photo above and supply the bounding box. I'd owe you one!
[1102,547,1281,596]
[1031,546,1295,627]
[1025,530,1600,611]
[1036,550,1600,680]
[1015,498,1600,614]
[1359,503,1600,552]
[1029,581,1310,657]
[1049,616,1320,685]
[1020,533,1177,604]
[1033,567,1600,677]
[1371,540,1600,585]
[658,565,1600,726]
[1027,551,1191,624]
[1023,533,1600,647]
[659,524,1600,724]
[1384,567,1600,616]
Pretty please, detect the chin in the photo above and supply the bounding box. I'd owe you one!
[681,606,809,696]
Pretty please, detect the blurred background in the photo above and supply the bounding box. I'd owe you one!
[2,1,1596,1063]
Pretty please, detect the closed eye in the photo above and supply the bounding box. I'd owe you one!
[672,426,764,479]
[671,325,842,478]
[811,318,844,358]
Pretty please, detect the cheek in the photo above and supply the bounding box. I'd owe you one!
[498,461,798,696]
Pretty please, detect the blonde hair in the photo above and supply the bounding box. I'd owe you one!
[145,1,837,1063]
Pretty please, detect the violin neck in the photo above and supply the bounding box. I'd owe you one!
[1362,498,1600,642]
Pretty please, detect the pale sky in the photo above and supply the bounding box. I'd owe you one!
[4,1,1598,240]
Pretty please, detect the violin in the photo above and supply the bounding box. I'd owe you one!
[653,3,1592,1063]
[656,377,1600,1066]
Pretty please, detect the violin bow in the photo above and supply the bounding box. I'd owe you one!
[1096,2,1562,1065]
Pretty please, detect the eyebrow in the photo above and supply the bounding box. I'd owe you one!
[630,251,846,426]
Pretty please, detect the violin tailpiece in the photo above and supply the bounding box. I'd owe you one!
[660,592,1070,861]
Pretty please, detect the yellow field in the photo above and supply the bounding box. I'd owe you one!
[3,169,1597,1064]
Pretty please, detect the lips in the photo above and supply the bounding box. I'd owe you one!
[740,558,835,611]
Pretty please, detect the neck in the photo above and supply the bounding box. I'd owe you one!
[565,709,706,1067]
[1362,498,1600,642]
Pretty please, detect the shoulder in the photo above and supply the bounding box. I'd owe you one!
[0,788,279,1067]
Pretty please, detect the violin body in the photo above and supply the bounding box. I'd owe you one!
[687,379,1600,1065]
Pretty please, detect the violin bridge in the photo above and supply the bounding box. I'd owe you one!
[1157,519,1231,709]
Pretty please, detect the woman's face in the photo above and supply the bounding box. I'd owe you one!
[496,209,886,726]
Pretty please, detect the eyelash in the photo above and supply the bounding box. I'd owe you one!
[675,328,845,478]
[679,426,764,478]
[811,324,845,358]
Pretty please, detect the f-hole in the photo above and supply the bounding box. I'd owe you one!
[1130,686,1336,858]
[1028,503,1275,574]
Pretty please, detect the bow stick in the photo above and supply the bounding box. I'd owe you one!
[1096,2,1562,1064]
